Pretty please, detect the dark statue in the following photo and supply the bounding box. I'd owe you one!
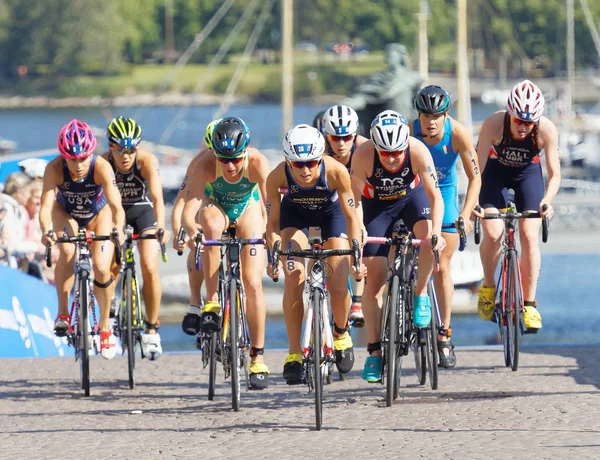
[343,43,422,136]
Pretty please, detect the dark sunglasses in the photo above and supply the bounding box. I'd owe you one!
[110,145,137,155]
[327,134,354,143]
[511,116,535,127]
[290,159,321,169]
[216,155,245,165]
[377,149,405,158]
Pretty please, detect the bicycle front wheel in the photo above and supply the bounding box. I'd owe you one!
[509,252,521,372]
[426,280,439,390]
[80,275,91,397]
[125,269,136,389]
[385,275,400,407]
[229,281,241,412]
[207,332,218,400]
[312,289,323,431]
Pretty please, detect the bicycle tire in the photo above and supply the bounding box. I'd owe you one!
[229,281,241,412]
[80,274,91,397]
[385,275,400,407]
[414,328,427,385]
[312,289,324,431]
[426,280,439,390]
[509,252,521,372]
[207,332,218,400]
[125,269,136,389]
[501,257,513,368]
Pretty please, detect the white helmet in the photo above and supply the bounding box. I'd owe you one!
[322,104,359,136]
[507,80,545,122]
[370,110,409,152]
[282,124,325,162]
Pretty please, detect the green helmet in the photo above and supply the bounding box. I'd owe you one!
[107,116,142,148]
[204,118,222,150]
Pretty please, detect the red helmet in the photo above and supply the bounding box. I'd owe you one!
[57,119,97,159]
[507,80,545,122]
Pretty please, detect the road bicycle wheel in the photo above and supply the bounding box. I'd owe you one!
[125,269,136,389]
[79,274,91,397]
[385,275,400,407]
[229,281,241,412]
[311,289,324,431]
[499,257,513,368]
[414,328,427,386]
[207,332,218,400]
[509,252,521,372]
[426,280,439,390]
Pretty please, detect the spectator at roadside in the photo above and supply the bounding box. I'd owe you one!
[19,158,48,182]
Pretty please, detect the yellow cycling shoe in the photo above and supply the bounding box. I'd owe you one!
[334,331,355,374]
[523,305,542,332]
[477,285,496,321]
[200,301,221,333]
[283,352,303,384]
[249,361,270,390]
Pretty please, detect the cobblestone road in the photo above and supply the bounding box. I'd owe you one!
[0,346,599,459]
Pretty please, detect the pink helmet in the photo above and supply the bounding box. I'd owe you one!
[507,80,545,122]
[57,119,97,159]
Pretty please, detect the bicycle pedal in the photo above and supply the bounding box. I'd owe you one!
[523,328,539,335]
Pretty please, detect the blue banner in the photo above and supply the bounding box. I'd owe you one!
[0,265,68,358]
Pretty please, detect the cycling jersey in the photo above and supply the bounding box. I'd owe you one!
[204,156,260,221]
[280,161,345,240]
[414,117,459,232]
[362,147,420,202]
[480,112,544,212]
[361,147,430,257]
[56,156,107,226]
[110,154,151,208]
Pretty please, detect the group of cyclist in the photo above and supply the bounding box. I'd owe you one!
[39,78,558,389]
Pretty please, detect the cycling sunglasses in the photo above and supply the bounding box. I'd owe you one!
[327,134,354,143]
[289,159,321,169]
[511,116,535,127]
[216,155,245,165]
[377,148,406,158]
[110,145,137,155]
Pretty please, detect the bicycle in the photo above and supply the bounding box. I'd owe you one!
[45,227,121,396]
[366,227,440,407]
[194,223,265,411]
[272,237,360,431]
[114,225,167,389]
[474,202,549,371]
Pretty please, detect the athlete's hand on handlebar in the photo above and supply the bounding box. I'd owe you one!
[41,230,56,247]
[540,202,554,218]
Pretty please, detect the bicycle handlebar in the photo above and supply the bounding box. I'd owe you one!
[45,228,121,268]
[474,204,549,244]
[124,227,167,262]
[193,230,266,271]
[366,234,439,270]
[271,238,361,283]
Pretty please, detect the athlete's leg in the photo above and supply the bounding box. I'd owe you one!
[361,255,388,352]
[434,232,459,337]
[51,202,78,335]
[199,201,228,303]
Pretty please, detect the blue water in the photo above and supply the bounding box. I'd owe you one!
[158,253,599,351]
[0,102,506,154]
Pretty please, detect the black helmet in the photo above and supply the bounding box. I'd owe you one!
[312,110,327,134]
[414,85,451,115]
[212,117,250,157]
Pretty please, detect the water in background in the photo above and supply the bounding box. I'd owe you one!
[0,102,517,154]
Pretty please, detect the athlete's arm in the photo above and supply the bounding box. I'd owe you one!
[95,156,125,235]
[140,150,171,243]
[265,164,285,248]
[349,140,371,227]
[453,121,481,230]
[476,111,503,173]
[538,117,561,217]
[248,147,271,222]
[181,157,209,240]
[329,159,362,247]
[39,160,59,243]
[171,151,205,236]
[409,138,445,240]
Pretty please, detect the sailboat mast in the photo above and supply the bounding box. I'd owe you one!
[281,0,294,135]
[456,0,472,135]
[566,0,575,128]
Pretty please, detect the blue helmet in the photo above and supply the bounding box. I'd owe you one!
[212,117,251,157]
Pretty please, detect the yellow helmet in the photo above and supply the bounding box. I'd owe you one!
[204,118,222,150]
[107,116,142,148]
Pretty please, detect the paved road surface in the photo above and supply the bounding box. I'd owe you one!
[0,346,598,459]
